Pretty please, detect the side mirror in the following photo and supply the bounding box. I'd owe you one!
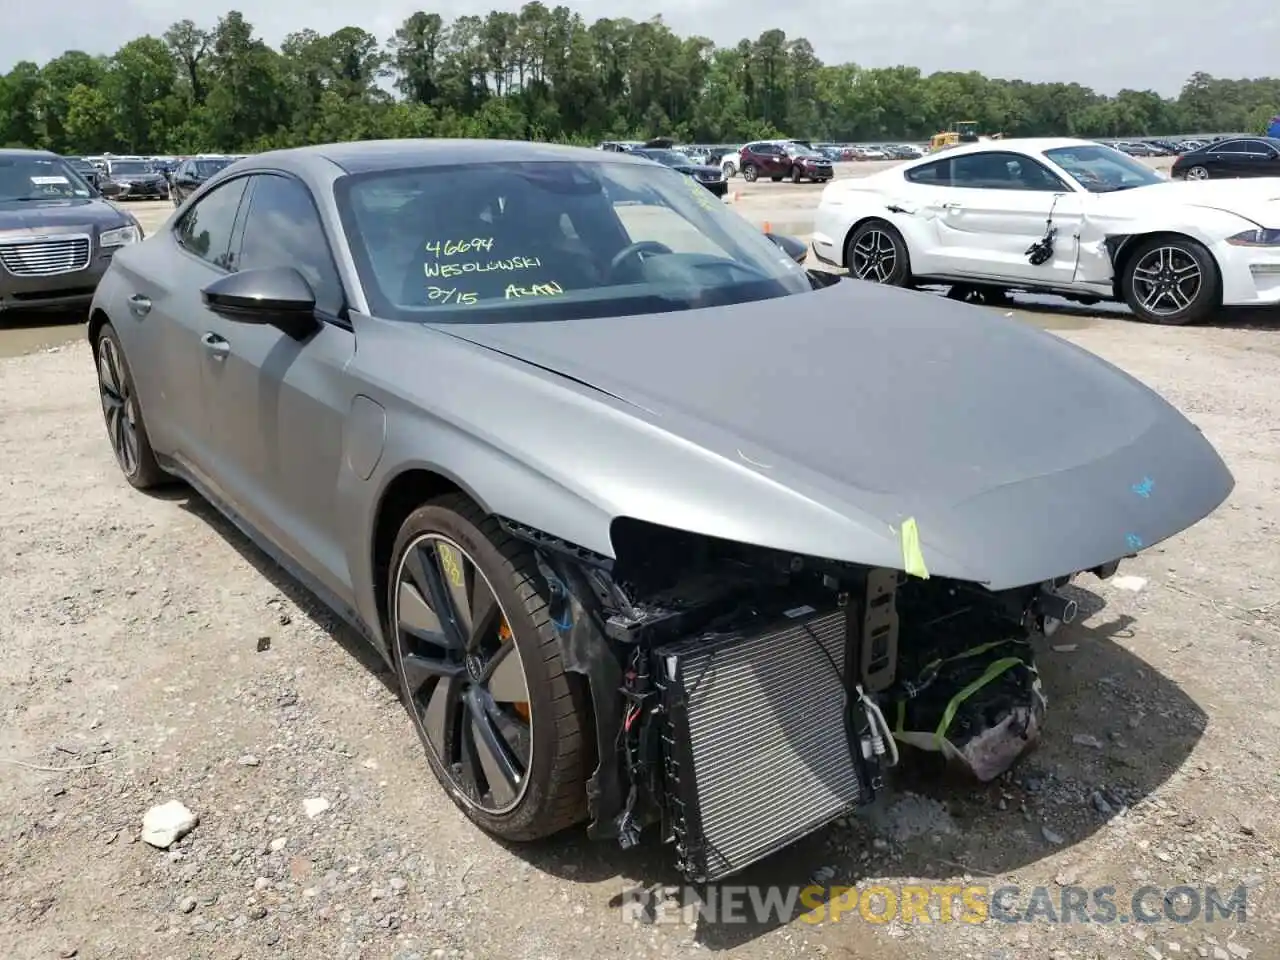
[202,266,319,338]
[766,232,809,264]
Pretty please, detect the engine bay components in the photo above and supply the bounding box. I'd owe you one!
[522,519,1104,881]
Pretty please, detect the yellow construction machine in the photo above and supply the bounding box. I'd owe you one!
[929,121,1004,152]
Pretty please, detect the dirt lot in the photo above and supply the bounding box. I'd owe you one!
[2,158,1279,960]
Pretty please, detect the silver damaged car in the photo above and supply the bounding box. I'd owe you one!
[88,139,1233,882]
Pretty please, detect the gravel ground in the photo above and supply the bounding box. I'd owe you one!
[2,164,1279,960]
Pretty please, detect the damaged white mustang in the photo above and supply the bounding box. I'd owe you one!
[812,137,1280,325]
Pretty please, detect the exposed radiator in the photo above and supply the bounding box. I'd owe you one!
[657,602,869,882]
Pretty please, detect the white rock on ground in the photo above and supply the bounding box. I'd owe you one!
[303,797,331,818]
[140,800,198,849]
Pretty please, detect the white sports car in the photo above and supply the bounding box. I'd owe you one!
[812,137,1280,324]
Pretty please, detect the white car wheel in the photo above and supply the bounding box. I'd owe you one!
[1120,237,1219,325]
[846,220,911,286]
[722,160,737,178]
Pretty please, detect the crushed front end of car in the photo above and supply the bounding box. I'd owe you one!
[501,516,1129,883]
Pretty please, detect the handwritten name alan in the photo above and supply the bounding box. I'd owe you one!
[506,281,563,298]
[424,256,542,279]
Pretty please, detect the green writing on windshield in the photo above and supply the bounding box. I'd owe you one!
[426,285,478,305]
[425,238,495,256]
[423,256,543,279]
[505,281,563,299]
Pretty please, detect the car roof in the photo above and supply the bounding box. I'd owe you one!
[243,138,656,176]
[0,148,60,159]
[927,137,1099,159]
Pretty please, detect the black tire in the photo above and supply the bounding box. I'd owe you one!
[845,219,912,286]
[722,160,737,178]
[1183,165,1210,181]
[94,323,168,489]
[1120,236,1219,325]
[742,163,758,182]
[388,494,589,841]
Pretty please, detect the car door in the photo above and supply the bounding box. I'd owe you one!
[112,175,249,477]
[200,171,357,600]
[922,151,1085,285]
[1233,140,1280,178]
[1203,141,1248,176]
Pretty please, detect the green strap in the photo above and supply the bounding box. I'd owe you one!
[933,656,1026,747]
[895,700,906,734]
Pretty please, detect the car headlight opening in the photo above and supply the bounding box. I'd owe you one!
[1226,228,1280,247]
[101,224,141,248]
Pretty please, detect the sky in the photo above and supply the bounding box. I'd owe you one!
[4,0,1276,96]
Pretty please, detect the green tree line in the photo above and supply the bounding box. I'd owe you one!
[1,6,1277,155]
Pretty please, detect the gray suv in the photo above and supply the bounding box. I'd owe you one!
[0,149,143,314]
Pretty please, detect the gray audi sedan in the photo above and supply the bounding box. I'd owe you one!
[0,149,142,313]
[88,139,1232,882]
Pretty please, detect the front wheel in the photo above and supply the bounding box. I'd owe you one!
[742,163,758,182]
[94,324,168,489]
[846,219,912,286]
[1120,237,1219,325]
[722,160,737,178]
[388,494,590,841]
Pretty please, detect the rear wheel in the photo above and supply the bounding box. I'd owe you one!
[722,160,737,178]
[1184,165,1209,181]
[742,163,758,182]
[94,324,167,489]
[388,495,589,840]
[846,219,912,286]
[1120,236,1219,325]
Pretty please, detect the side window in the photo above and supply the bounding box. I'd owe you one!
[236,174,345,315]
[1209,141,1246,154]
[1004,156,1070,191]
[175,177,247,269]
[949,152,1054,190]
[905,159,949,185]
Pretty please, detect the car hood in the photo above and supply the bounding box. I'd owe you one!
[0,197,130,232]
[1099,179,1280,224]
[671,164,723,177]
[433,280,1232,589]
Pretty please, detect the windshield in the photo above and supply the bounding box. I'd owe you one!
[336,159,812,323]
[634,149,694,167]
[786,145,822,158]
[0,156,93,201]
[109,161,154,176]
[191,159,232,177]
[1044,144,1166,193]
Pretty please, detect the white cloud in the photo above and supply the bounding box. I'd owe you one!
[3,0,1276,95]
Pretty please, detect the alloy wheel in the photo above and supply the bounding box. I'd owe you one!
[97,336,140,477]
[393,533,532,814]
[852,229,898,282]
[1185,166,1209,180]
[1130,245,1203,318]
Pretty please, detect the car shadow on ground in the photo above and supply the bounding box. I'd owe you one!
[163,487,399,693]
[0,308,88,358]
[165,486,1205,952]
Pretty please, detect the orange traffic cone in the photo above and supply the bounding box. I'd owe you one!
[762,220,772,233]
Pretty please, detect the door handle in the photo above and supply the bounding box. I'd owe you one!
[127,294,151,316]
[201,332,230,359]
